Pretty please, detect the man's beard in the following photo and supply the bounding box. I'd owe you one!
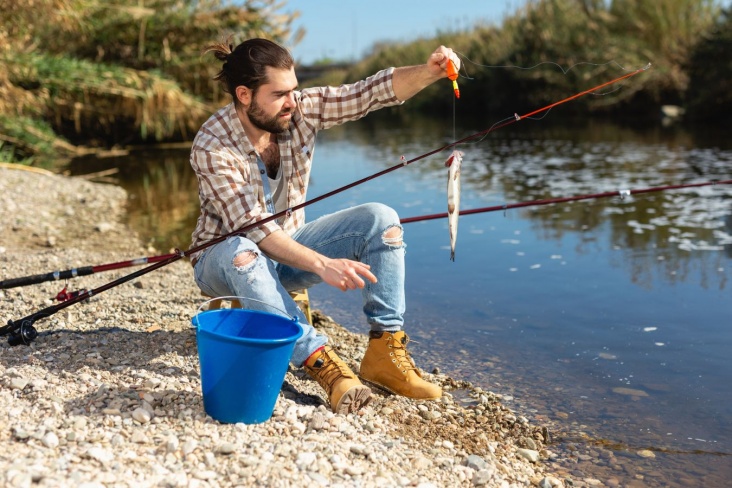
[247,98,292,134]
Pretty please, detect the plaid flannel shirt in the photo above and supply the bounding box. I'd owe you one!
[189,67,402,263]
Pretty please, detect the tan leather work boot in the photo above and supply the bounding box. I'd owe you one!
[360,331,442,400]
[304,346,372,414]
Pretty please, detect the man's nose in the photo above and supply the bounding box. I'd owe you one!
[284,92,296,108]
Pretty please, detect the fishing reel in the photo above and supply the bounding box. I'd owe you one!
[1,307,54,347]
[2,318,38,346]
[55,285,89,303]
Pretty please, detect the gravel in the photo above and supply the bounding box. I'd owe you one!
[0,166,571,487]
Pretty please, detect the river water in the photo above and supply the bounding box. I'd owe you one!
[68,116,732,486]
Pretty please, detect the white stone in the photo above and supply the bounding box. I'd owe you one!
[131,407,151,424]
[41,432,59,449]
[516,448,540,463]
[85,447,114,464]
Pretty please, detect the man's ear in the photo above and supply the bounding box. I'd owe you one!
[235,85,251,107]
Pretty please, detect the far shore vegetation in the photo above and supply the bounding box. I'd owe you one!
[1,0,730,168]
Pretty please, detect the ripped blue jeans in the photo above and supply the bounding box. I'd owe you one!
[193,203,406,366]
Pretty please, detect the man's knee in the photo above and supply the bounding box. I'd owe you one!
[381,225,404,247]
[232,250,258,270]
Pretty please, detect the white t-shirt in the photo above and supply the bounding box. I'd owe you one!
[268,166,288,224]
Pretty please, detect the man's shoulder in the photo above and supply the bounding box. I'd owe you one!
[193,104,235,147]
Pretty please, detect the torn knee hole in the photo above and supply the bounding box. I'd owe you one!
[381,225,403,247]
[233,250,258,269]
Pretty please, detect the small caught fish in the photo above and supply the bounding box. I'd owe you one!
[445,150,463,261]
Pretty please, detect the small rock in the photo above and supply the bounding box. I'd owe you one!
[465,454,487,470]
[308,412,326,431]
[131,407,152,424]
[539,476,564,488]
[216,443,236,455]
[472,468,494,486]
[192,470,216,480]
[165,436,179,453]
[297,452,317,467]
[85,447,114,464]
[12,427,30,440]
[516,448,540,463]
[420,410,442,421]
[42,432,60,449]
[10,378,29,390]
[345,465,364,476]
[95,222,114,233]
[131,431,149,444]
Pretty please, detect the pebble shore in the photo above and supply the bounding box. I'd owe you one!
[0,166,571,487]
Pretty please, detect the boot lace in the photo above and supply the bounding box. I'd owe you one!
[307,348,354,392]
[388,334,419,375]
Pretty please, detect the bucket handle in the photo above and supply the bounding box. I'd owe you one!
[192,295,298,329]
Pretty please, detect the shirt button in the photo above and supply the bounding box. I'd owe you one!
[259,169,265,174]
[266,199,272,205]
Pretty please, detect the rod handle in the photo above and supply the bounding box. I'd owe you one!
[0,266,94,290]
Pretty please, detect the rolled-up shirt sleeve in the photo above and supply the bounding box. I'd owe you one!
[298,67,403,130]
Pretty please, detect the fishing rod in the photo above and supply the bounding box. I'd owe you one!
[400,179,732,224]
[0,255,175,291]
[0,66,651,346]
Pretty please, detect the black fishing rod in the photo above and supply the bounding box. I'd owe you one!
[1,67,653,346]
[400,179,732,224]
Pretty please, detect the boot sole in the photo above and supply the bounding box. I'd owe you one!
[334,385,372,414]
[360,377,442,401]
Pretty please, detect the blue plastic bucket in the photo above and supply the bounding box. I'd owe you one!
[191,301,303,424]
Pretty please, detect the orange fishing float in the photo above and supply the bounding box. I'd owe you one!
[447,59,460,98]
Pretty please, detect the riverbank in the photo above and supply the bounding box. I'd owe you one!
[1,166,570,487]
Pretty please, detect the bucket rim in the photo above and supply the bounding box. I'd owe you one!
[195,295,296,321]
[192,308,304,345]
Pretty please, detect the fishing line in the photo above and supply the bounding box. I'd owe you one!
[1,65,651,345]
[450,53,650,145]
[454,52,635,96]
[452,95,457,141]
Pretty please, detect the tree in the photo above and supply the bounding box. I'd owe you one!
[686,6,732,121]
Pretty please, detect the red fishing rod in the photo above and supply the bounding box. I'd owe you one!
[0,255,176,291]
[1,66,652,346]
